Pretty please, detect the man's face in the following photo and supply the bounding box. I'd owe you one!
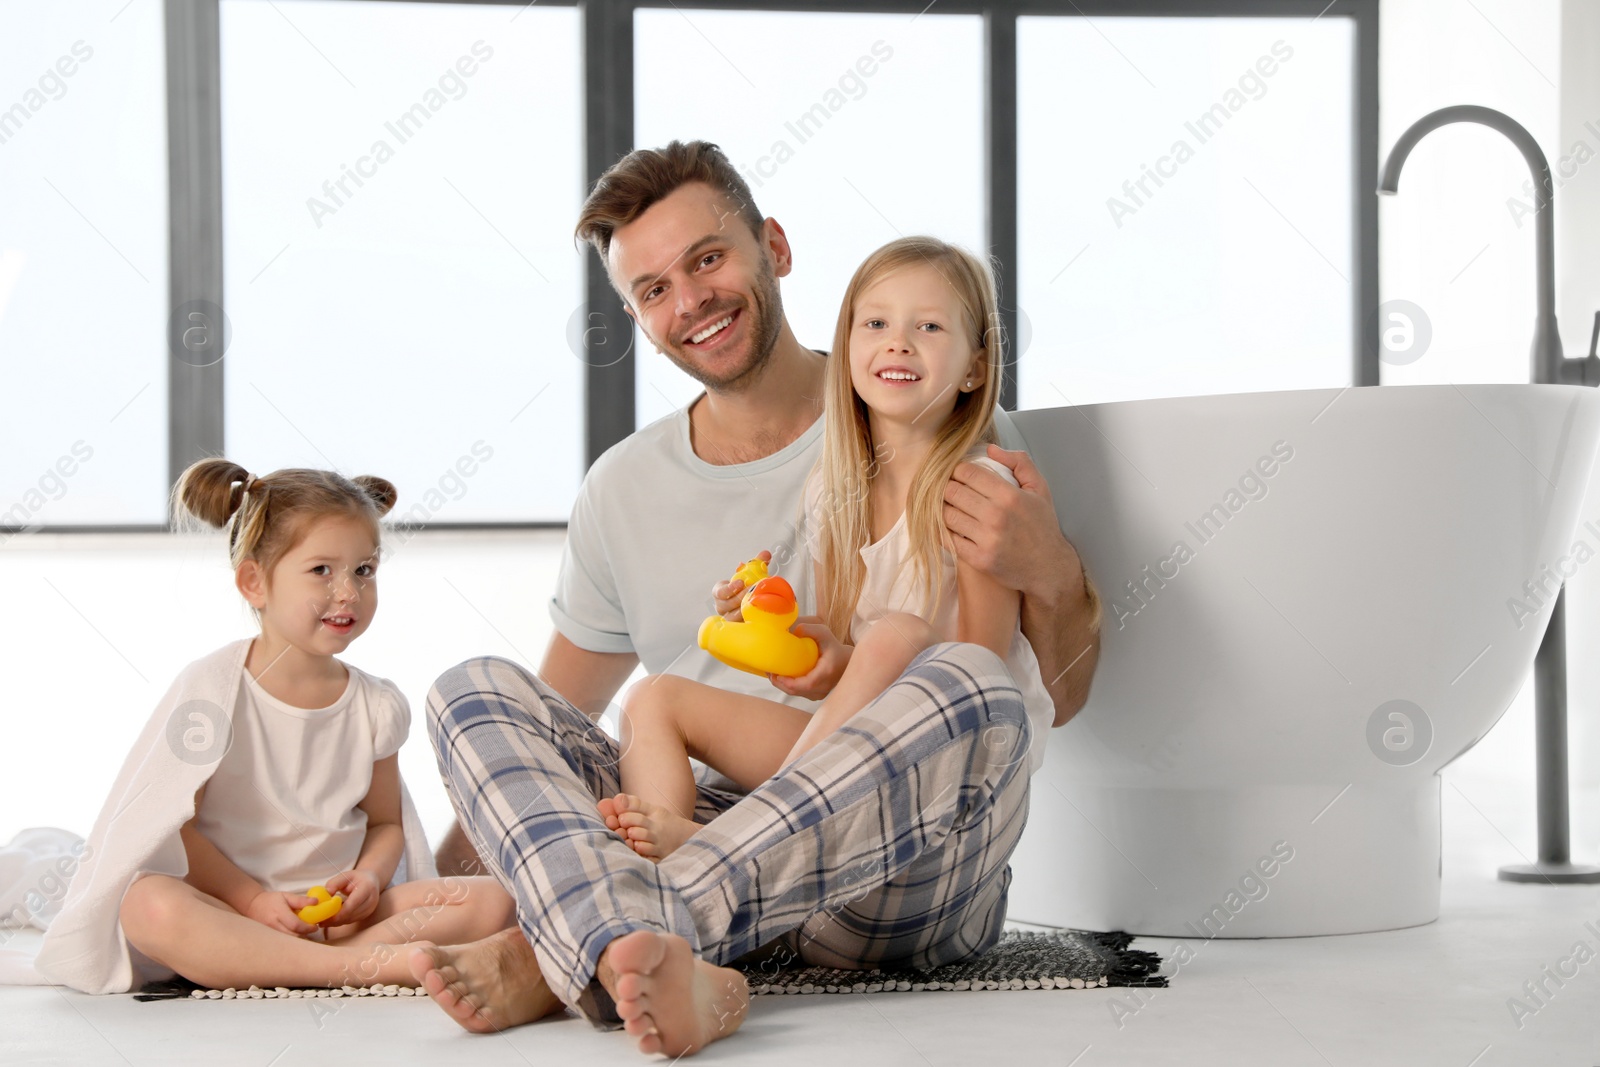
[608,182,787,393]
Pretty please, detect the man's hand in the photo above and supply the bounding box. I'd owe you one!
[943,444,1073,592]
[244,891,319,937]
[766,617,851,702]
[321,869,381,927]
[711,550,773,621]
[945,443,1100,727]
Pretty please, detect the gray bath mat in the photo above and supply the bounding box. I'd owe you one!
[135,930,1165,1002]
[738,930,1167,996]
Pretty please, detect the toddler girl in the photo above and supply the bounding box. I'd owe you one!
[603,236,1073,858]
[36,461,513,993]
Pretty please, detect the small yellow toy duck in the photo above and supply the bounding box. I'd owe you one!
[699,558,820,678]
[297,885,343,925]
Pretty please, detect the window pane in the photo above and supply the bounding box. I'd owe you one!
[634,8,984,424]
[1017,16,1355,408]
[221,0,582,522]
[0,0,168,525]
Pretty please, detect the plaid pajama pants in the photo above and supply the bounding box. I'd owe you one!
[425,641,1033,1025]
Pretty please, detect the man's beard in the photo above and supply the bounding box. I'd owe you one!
[658,257,784,394]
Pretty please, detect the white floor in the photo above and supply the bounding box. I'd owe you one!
[2,531,1598,1065]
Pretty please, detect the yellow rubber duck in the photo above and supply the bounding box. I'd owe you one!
[297,885,343,925]
[730,557,768,589]
[699,559,819,677]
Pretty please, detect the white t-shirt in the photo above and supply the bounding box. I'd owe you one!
[192,664,409,893]
[550,398,1028,710]
[808,452,1056,776]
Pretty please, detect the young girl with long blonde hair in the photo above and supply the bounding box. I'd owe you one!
[602,236,1077,858]
[36,461,514,994]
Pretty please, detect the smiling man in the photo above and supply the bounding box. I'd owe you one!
[411,141,1101,1057]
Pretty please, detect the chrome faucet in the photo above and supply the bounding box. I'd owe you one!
[1380,105,1600,884]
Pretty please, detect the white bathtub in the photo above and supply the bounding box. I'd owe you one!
[1007,384,1600,936]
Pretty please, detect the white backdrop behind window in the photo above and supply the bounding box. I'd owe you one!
[1016,16,1355,409]
[0,0,167,524]
[220,0,583,522]
[633,8,984,426]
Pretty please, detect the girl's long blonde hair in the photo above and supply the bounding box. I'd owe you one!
[814,236,1004,640]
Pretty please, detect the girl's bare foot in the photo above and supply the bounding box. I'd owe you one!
[345,940,436,987]
[608,793,700,860]
[597,930,749,1057]
[408,928,565,1034]
[598,794,623,832]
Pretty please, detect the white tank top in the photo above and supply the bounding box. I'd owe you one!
[811,452,1056,775]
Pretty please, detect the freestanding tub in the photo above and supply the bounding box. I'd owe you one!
[1006,384,1600,936]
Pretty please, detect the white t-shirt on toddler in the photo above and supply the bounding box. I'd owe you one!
[191,664,409,893]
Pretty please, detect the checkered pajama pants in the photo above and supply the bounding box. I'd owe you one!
[424,642,1033,1025]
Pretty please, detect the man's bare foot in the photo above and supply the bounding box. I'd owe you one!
[607,793,700,860]
[409,928,564,1034]
[597,930,749,1057]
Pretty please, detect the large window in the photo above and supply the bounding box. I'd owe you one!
[220,0,583,522]
[633,7,985,425]
[0,0,168,524]
[1017,15,1355,408]
[0,1,1377,528]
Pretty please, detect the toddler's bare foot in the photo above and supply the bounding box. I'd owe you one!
[598,794,623,834]
[610,792,700,860]
[597,929,749,1057]
[408,928,564,1034]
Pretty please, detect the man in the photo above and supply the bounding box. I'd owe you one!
[409,141,1100,1057]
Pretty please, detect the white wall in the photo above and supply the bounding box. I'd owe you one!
[1557,0,1600,790]
[1557,0,1600,362]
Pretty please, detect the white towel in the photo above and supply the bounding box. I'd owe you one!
[0,827,88,931]
[0,828,88,985]
[0,639,435,993]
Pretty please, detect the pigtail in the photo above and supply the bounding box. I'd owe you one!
[352,475,398,517]
[173,458,253,528]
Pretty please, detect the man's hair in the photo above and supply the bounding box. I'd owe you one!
[574,140,765,260]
